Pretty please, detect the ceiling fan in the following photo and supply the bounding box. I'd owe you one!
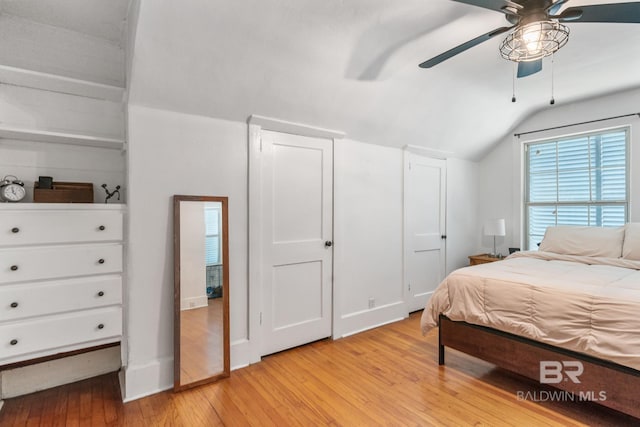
[419,0,640,78]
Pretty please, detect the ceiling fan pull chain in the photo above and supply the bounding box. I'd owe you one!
[511,62,517,103]
[550,54,556,105]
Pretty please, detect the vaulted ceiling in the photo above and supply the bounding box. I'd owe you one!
[5,0,640,160]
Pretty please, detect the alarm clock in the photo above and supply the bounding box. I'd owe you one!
[0,175,26,202]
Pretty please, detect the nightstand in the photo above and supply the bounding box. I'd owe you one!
[468,254,504,266]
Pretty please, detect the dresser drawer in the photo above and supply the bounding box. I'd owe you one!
[0,210,123,246]
[0,275,121,322]
[0,307,122,363]
[0,244,122,284]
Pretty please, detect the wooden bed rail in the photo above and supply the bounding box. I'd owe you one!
[438,315,640,419]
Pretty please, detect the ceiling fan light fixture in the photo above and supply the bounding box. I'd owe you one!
[499,20,569,62]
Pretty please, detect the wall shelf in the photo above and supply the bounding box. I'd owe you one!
[0,125,125,150]
[0,65,124,102]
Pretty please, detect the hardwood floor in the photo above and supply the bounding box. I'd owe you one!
[180,298,224,385]
[0,312,636,426]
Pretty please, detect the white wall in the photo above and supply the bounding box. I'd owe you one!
[478,88,640,252]
[445,157,480,273]
[124,105,248,400]
[179,201,207,310]
[333,140,405,337]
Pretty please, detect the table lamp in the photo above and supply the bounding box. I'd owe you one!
[485,218,506,258]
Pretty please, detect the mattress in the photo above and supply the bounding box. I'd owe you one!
[421,251,640,370]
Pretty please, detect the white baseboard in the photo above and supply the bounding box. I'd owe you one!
[121,356,173,402]
[180,295,208,311]
[0,346,121,399]
[336,301,407,339]
[231,338,252,370]
[122,338,256,402]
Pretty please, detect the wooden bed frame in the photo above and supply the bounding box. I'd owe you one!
[438,315,640,419]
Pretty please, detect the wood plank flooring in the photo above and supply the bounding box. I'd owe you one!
[180,298,224,385]
[0,312,637,426]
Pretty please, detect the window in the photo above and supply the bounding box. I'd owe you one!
[525,128,628,250]
[204,206,221,266]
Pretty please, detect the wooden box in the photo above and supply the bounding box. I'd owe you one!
[33,182,94,203]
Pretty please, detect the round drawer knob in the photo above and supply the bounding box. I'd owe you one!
[98,225,106,231]
[98,291,105,297]
[10,339,18,346]
[98,259,105,264]
[10,302,18,308]
[97,324,105,330]
[11,227,19,233]
[10,265,18,271]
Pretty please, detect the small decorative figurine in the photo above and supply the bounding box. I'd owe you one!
[101,183,121,204]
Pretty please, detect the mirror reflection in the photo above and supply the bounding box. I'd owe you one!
[174,195,230,391]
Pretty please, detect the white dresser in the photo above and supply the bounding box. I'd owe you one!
[0,203,124,366]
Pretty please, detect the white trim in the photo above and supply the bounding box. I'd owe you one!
[403,144,453,160]
[247,123,263,364]
[0,65,125,102]
[335,301,407,339]
[180,296,208,311]
[248,115,345,140]
[120,339,252,402]
[230,338,252,370]
[121,357,173,402]
[0,124,125,150]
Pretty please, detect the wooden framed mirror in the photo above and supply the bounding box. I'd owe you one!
[173,195,230,391]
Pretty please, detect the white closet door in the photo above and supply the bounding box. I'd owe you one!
[404,153,446,312]
[259,130,333,356]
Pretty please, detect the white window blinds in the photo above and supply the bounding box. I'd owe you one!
[204,206,221,265]
[525,128,628,250]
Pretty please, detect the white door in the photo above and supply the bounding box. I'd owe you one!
[259,130,333,356]
[404,153,446,312]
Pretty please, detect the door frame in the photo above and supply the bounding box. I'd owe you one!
[402,149,447,310]
[248,115,345,364]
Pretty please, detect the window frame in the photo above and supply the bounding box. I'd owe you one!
[523,126,630,250]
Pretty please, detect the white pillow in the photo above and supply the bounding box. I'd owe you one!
[622,223,640,260]
[539,226,625,258]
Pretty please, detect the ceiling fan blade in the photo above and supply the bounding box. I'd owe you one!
[560,3,640,23]
[419,26,513,68]
[451,0,523,14]
[517,59,542,78]
[547,0,568,15]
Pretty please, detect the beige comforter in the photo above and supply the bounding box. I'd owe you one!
[421,251,640,370]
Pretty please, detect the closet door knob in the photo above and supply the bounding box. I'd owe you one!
[10,339,18,346]
[98,259,105,264]
[98,225,106,231]
[10,265,18,271]
[97,324,105,330]
[10,302,18,308]
[11,227,19,233]
[325,241,333,247]
[98,291,105,297]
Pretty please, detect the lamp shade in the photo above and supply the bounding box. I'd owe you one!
[484,219,506,237]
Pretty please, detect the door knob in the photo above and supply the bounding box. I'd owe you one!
[325,241,333,247]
